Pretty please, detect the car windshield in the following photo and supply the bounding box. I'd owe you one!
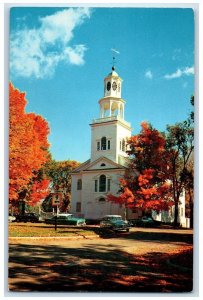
[57,214,73,218]
[103,216,122,221]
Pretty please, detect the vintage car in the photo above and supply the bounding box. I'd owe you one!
[15,213,39,223]
[135,216,158,227]
[45,214,86,226]
[100,215,131,232]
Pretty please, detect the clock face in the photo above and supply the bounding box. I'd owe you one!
[107,81,111,91]
[112,81,117,91]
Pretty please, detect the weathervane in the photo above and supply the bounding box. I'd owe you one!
[111,48,120,70]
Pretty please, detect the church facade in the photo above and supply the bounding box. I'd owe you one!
[70,67,138,220]
[70,66,189,227]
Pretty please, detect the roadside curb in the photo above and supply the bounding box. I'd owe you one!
[8,235,100,240]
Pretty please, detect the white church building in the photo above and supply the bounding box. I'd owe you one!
[70,66,189,227]
[70,66,138,221]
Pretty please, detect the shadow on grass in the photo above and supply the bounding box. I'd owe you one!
[9,242,193,293]
[10,223,193,246]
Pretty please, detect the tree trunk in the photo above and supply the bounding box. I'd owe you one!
[172,177,179,227]
[19,200,25,215]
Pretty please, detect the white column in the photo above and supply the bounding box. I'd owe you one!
[109,101,112,117]
[118,103,121,118]
[120,104,123,119]
[100,103,102,118]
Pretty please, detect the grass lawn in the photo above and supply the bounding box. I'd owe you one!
[9,222,99,237]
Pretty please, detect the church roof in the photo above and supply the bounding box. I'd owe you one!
[71,159,91,173]
[71,156,127,174]
[108,70,119,77]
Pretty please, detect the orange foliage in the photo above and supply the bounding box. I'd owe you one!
[9,83,50,201]
[107,122,173,213]
[107,187,135,207]
[29,179,50,206]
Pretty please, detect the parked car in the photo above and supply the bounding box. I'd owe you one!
[8,214,16,222]
[100,215,131,232]
[15,213,39,223]
[135,216,158,227]
[45,214,86,226]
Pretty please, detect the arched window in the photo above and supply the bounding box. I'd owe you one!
[101,137,106,150]
[99,175,106,192]
[99,197,106,202]
[77,179,82,190]
[100,163,106,167]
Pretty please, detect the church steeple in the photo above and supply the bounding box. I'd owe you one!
[90,67,131,163]
[99,67,125,119]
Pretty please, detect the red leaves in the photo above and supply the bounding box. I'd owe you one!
[108,122,173,213]
[9,82,50,201]
[107,187,135,207]
[29,179,50,206]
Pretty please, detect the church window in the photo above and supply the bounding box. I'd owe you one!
[99,197,106,202]
[107,179,111,191]
[94,180,98,192]
[100,163,106,167]
[97,141,100,151]
[108,140,110,150]
[76,202,81,212]
[122,139,125,152]
[101,137,106,150]
[77,179,82,190]
[99,175,106,192]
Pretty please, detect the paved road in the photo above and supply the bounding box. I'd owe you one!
[8,227,193,293]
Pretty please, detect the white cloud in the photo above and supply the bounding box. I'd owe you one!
[64,45,87,65]
[10,8,92,79]
[164,66,194,80]
[184,66,194,75]
[145,70,153,79]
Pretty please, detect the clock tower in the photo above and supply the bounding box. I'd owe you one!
[90,66,132,163]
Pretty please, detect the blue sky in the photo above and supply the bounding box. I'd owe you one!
[10,7,194,163]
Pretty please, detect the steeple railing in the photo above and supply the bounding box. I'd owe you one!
[92,115,131,127]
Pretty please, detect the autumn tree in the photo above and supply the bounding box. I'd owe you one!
[107,122,173,216]
[107,181,135,220]
[9,83,50,210]
[166,96,194,227]
[108,95,194,227]
[42,159,80,212]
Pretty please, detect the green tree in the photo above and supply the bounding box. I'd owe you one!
[166,96,194,227]
[43,159,80,212]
